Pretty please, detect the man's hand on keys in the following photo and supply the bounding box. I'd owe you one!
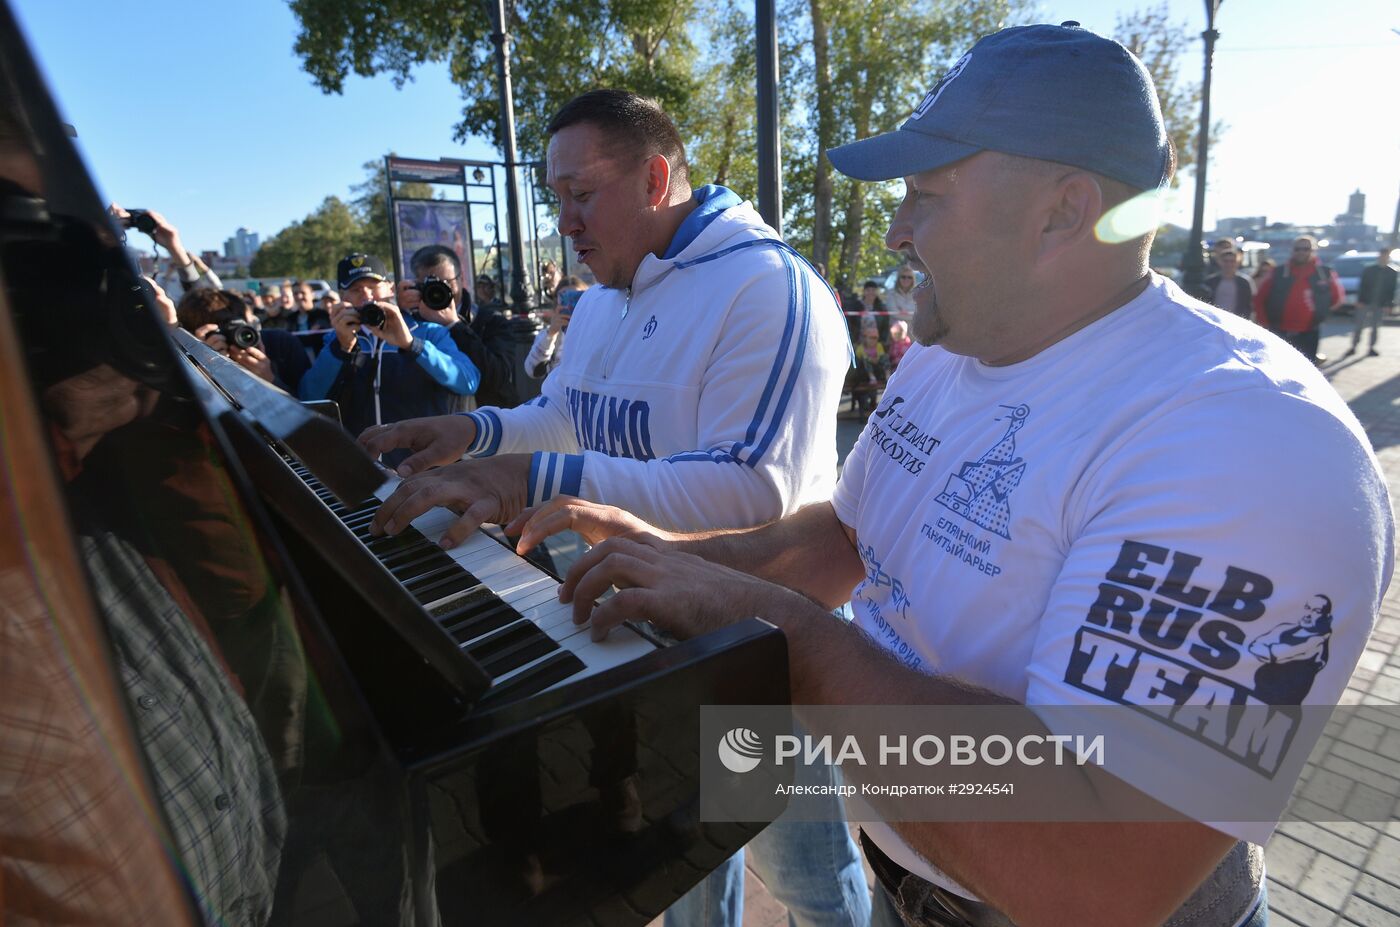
[358,414,479,477]
[369,454,532,549]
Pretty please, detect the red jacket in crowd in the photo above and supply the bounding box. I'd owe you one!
[1253,258,1344,333]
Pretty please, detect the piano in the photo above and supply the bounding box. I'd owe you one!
[0,5,790,925]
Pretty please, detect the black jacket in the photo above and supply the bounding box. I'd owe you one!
[260,328,311,394]
[444,305,519,408]
[1200,272,1256,318]
[1359,263,1398,308]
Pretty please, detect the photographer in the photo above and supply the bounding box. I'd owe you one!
[109,203,221,300]
[176,288,309,393]
[298,252,479,445]
[525,276,585,378]
[408,244,519,408]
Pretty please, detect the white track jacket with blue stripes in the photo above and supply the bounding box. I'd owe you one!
[462,190,848,532]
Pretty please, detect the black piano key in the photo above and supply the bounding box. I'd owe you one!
[342,508,381,527]
[477,651,586,707]
[445,599,520,644]
[436,585,505,624]
[386,538,450,562]
[482,636,559,679]
[400,557,479,590]
[379,544,447,574]
[394,562,464,590]
[464,621,561,677]
[410,569,484,606]
[365,532,425,556]
[403,563,463,595]
[387,554,455,587]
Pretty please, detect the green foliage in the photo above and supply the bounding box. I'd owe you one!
[782,0,1030,288]
[249,196,365,279]
[290,0,700,161]
[1113,3,1225,178]
[280,0,1209,292]
[351,157,435,267]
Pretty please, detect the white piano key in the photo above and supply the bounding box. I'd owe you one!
[552,626,660,682]
[361,471,658,686]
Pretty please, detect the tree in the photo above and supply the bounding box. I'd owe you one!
[249,196,365,280]
[685,0,760,199]
[351,157,434,265]
[289,0,702,162]
[1113,4,1227,272]
[782,0,1030,287]
[1113,3,1224,179]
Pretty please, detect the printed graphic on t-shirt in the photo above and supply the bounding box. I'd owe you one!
[1061,539,1335,776]
[863,395,941,477]
[934,404,1030,539]
[853,540,923,670]
[565,386,656,459]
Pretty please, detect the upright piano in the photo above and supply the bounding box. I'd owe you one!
[0,6,789,924]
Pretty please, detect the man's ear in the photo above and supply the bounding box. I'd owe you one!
[1038,171,1101,261]
[644,154,671,208]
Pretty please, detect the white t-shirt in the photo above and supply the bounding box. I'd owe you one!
[833,275,1393,892]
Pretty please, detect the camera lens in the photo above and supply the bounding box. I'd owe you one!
[231,323,259,349]
[360,304,386,327]
[219,320,260,349]
[420,276,453,311]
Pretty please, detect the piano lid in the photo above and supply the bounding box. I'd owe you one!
[171,325,386,507]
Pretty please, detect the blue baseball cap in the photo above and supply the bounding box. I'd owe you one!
[827,23,1171,191]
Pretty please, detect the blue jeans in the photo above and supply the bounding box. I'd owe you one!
[869,863,1269,927]
[664,761,870,927]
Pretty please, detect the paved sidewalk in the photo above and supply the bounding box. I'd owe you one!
[729,318,1400,927]
[1261,320,1400,927]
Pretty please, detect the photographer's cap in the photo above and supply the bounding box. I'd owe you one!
[827,22,1170,191]
[337,252,387,290]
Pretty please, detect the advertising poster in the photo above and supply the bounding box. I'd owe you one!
[393,199,473,291]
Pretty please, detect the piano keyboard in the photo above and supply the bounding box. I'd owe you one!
[289,462,657,704]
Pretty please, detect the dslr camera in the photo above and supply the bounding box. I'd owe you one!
[208,308,260,349]
[123,209,157,235]
[413,275,454,312]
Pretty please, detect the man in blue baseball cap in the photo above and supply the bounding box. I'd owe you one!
[510,23,1391,927]
[299,252,481,460]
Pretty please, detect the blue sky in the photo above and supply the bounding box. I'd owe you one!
[11,0,1399,254]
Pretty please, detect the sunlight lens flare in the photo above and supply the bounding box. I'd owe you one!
[1095,186,1176,244]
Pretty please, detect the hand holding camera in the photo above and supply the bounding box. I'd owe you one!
[331,301,365,352]
[193,320,271,382]
[109,203,187,259]
[333,299,413,351]
[410,274,459,326]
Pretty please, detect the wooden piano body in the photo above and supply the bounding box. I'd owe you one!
[0,5,790,924]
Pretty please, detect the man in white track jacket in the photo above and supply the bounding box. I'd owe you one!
[361,90,868,927]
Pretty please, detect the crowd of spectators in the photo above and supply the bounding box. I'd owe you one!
[816,265,919,413]
[125,202,1398,434]
[117,202,607,441]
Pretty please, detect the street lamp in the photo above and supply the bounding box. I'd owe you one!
[487,0,529,308]
[1182,0,1223,296]
[1392,30,1400,245]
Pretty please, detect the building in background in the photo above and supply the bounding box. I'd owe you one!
[1210,190,1383,264]
[223,227,260,263]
